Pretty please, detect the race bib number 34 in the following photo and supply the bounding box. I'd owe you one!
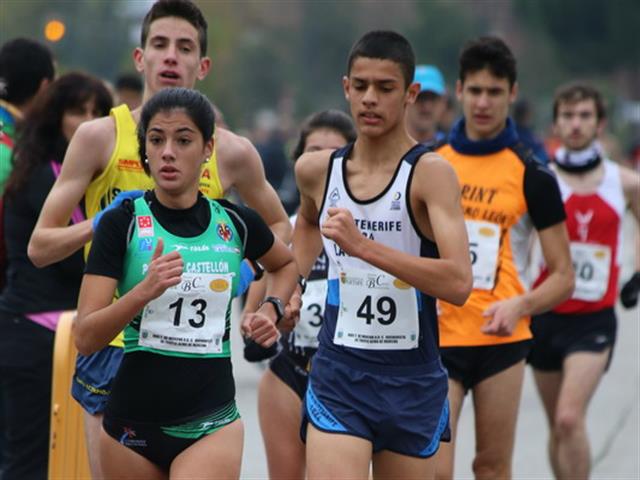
[334,267,419,350]
[466,220,500,290]
[139,273,232,354]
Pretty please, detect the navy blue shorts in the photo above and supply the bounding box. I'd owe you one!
[71,346,123,415]
[529,308,616,371]
[269,350,313,401]
[301,351,450,458]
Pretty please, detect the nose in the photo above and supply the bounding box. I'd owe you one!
[161,140,176,161]
[476,92,490,109]
[362,85,377,106]
[164,43,178,65]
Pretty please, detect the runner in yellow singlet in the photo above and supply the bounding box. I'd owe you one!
[28,1,290,476]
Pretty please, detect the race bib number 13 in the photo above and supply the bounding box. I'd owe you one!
[139,273,232,355]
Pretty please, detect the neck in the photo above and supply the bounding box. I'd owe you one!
[354,126,415,169]
[554,140,602,173]
[154,188,199,210]
[408,125,437,144]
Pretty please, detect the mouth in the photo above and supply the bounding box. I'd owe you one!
[159,71,181,84]
[360,111,382,125]
[159,165,179,179]
[473,114,492,124]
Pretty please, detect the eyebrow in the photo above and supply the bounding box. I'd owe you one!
[148,126,196,133]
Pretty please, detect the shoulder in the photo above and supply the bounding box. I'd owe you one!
[215,128,259,169]
[74,115,116,148]
[294,149,333,191]
[414,151,459,185]
[618,162,640,195]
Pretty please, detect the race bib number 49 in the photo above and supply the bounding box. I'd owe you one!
[334,267,419,350]
[139,273,232,354]
[466,220,500,290]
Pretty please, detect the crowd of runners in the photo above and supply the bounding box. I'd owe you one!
[0,1,639,479]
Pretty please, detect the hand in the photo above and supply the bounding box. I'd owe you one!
[481,296,526,337]
[241,309,280,347]
[235,259,256,297]
[278,287,302,333]
[139,238,183,302]
[321,207,366,257]
[93,190,143,231]
[620,272,640,309]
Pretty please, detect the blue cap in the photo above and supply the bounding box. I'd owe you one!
[414,65,445,95]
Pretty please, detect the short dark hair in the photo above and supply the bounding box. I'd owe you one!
[0,38,55,105]
[115,73,143,93]
[292,110,356,160]
[138,87,215,174]
[347,30,415,88]
[459,36,517,87]
[140,0,208,56]
[553,83,606,122]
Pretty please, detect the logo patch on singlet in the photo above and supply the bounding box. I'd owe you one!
[137,215,154,237]
[391,191,402,210]
[138,238,153,252]
[216,222,233,242]
[117,158,144,172]
[329,187,341,207]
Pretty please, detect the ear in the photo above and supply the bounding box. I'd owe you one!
[596,118,606,138]
[509,82,519,104]
[204,136,214,160]
[197,56,212,81]
[406,81,420,105]
[455,79,463,102]
[133,47,144,74]
[342,76,350,101]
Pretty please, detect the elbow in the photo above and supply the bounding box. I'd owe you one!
[72,318,98,356]
[441,269,473,306]
[27,239,47,268]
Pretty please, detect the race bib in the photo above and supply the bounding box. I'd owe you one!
[570,242,611,301]
[294,279,327,349]
[334,267,419,350]
[139,273,232,354]
[466,220,500,290]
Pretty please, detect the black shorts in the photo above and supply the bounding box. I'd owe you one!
[268,349,313,401]
[528,308,617,372]
[440,340,532,393]
[103,400,240,471]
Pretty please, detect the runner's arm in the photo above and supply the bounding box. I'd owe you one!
[221,131,292,243]
[28,119,111,266]
[321,156,472,305]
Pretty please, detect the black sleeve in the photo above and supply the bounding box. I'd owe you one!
[217,199,275,260]
[85,203,134,279]
[523,160,566,230]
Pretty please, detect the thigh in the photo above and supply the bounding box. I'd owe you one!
[373,449,436,480]
[433,379,465,480]
[306,423,372,479]
[472,359,526,459]
[532,369,563,426]
[171,418,244,480]
[258,368,305,479]
[100,426,166,480]
[557,350,610,415]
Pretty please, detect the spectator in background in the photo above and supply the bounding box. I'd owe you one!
[0,72,112,480]
[405,64,448,144]
[0,38,55,193]
[114,72,143,110]
[252,109,289,193]
[513,98,549,164]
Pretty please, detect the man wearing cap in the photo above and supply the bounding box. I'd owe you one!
[406,64,448,145]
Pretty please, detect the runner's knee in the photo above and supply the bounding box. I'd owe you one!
[554,408,584,438]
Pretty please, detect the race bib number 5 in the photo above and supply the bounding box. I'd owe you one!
[334,267,419,350]
[139,273,232,354]
[466,220,500,290]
